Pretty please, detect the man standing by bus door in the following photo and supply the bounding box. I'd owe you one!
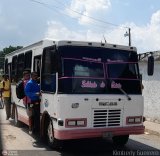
[25,72,41,135]
[2,75,11,120]
[22,70,33,134]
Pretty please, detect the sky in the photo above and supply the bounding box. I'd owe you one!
[1,0,160,53]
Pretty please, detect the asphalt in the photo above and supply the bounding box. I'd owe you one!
[144,120,160,136]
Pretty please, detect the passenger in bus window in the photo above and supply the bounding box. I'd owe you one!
[25,72,41,135]
[2,75,11,120]
[22,70,33,134]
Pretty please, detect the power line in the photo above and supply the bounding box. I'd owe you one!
[54,0,122,28]
[28,0,82,27]
[27,0,115,32]
[29,0,128,29]
[28,0,131,44]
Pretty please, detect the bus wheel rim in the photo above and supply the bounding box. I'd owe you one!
[48,122,53,142]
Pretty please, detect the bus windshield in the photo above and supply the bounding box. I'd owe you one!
[58,46,141,94]
[107,62,139,79]
[62,58,104,78]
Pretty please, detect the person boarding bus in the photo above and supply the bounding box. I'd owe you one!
[25,72,41,134]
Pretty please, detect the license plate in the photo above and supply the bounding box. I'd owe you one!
[103,132,113,138]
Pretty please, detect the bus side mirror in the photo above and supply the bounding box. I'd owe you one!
[147,56,154,76]
[139,74,142,82]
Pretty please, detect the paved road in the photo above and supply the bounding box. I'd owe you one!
[0,108,160,156]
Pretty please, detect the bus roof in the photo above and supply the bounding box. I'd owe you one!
[5,39,137,57]
[57,40,137,52]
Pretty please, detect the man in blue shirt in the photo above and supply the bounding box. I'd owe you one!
[25,72,40,134]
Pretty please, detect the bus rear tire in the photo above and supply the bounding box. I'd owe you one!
[46,118,62,149]
[112,135,129,147]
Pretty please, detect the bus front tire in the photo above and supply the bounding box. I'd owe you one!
[112,135,129,147]
[45,118,61,149]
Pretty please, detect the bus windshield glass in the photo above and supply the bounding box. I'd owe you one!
[107,62,139,79]
[62,58,104,78]
[58,46,141,94]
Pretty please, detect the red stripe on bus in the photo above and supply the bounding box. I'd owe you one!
[54,126,145,140]
[18,114,29,126]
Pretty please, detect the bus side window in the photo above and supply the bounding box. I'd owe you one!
[11,56,17,82]
[41,46,57,93]
[34,55,41,77]
[17,53,25,81]
[25,51,32,71]
[4,59,11,80]
[4,59,8,75]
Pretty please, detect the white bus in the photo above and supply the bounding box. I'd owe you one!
[4,39,153,148]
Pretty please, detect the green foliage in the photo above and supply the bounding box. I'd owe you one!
[0,46,23,70]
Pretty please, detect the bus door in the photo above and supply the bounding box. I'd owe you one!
[40,46,57,114]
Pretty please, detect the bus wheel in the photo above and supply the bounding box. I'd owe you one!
[112,135,129,146]
[46,119,61,149]
[14,107,21,127]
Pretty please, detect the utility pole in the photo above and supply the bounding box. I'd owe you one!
[124,27,131,46]
[128,28,131,46]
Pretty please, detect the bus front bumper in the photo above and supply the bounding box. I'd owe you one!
[54,125,145,140]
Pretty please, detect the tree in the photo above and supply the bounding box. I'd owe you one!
[0,46,23,71]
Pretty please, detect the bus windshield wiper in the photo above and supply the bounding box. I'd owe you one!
[119,88,131,101]
[111,80,131,101]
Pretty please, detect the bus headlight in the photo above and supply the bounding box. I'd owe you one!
[68,121,76,126]
[135,117,142,123]
[128,118,134,123]
[77,120,85,126]
[126,116,142,124]
[65,118,87,127]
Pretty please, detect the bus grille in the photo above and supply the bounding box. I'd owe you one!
[93,109,121,127]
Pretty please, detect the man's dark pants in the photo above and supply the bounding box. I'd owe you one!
[32,101,40,134]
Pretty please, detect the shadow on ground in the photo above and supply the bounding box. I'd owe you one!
[7,119,160,156]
